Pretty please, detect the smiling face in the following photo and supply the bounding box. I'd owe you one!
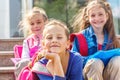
[29,14,45,35]
[88,5,108,30]
[42,25,70,54]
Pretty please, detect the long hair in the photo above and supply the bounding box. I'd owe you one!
[72,0,120,48]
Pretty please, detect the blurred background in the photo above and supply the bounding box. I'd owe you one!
[0,0,120,38]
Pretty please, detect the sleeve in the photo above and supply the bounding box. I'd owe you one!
[87,48,120,66]
[71,37,80,53]
[70,54,83,80]
[21,40,30,59]
[53,76,66,80]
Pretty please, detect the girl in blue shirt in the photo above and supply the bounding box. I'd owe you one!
[32,19,83,80]
[70,0,120,80]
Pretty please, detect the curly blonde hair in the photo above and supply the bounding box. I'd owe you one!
[19,7,48,37]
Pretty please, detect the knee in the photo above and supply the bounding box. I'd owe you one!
[83,58,104,80]
[91,59,104,70]
[89,59,104,67]
[84,58,104,72]
[108,56,120,68]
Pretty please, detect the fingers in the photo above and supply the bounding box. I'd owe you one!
[43,49,60,61]
[37,47,60,61]
[28,61,32,68]
[45,52,59,60]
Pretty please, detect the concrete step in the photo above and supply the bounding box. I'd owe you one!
[0,66,15,80]
[0,38,24,51]
[0,51,14,67]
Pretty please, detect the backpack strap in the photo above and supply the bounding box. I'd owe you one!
[70,33,88,56]
[13,45,23,58]
[32,62,52,76]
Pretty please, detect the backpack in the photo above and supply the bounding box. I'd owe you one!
[14,45,23,58]
[17,66,39,80]
[70,33,88,56]
[17,53,39,80]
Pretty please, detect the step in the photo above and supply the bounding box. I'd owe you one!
[0,66,15,80]
[0,51,14,67]
[0,38,24,51]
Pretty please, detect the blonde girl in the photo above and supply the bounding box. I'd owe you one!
[70,0,120,80]
[32,19,83,80]
[15,7,48,78]
[20,7,48,59]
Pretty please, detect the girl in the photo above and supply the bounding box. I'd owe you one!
[32,19,83,80]
[70,0,120,80]
[21,7,48,59]
[15,7,48,78]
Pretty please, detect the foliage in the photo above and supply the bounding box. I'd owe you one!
[34,0,85,33]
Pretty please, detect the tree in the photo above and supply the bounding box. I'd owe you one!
[34,0,85,33]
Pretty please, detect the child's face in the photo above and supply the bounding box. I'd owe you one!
[42,25,70,54]
[88,6,108,30]
[29,14,45,35]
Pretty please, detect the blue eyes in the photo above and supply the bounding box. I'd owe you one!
[37,22,41,24]
[57,37,62,39]
[47,37,52,39]
[91,14,103,17]
[30,23,34,25]
[47,37,63,40]
[30,22,41,25]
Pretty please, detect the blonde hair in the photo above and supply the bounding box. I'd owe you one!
[28,19,70,68]
[72,0,120,48]
[43,19,70,40]
[19,7,48,37]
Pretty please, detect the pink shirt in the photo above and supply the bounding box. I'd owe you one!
[22,34,42,59]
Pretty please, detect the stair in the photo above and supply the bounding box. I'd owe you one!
[0,38,24,80]
[0,36,120,80]
[0,67,15,80]
[0,51,14,67]
[0,51,15,80]
[0,38,24,51]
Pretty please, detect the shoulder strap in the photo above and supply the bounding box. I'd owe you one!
[17,66,39,80]
[32,62,52,76]
[13,45,23,58]
[70,33,88,56]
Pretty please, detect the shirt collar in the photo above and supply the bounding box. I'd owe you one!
[31,34,43,40]
[86,25,109,44]
[86,26,95,37]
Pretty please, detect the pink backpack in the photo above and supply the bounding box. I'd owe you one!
[11,45,23,65]
[14,45,23,58]
[17,66,39,80]
[13,44,40,80]
[17,52,39,80]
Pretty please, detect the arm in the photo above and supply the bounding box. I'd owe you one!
[32,49,66,80]
[70,53,83,80]
[45,53,66,80]
[53,55,66,80]
[21,40,30,59]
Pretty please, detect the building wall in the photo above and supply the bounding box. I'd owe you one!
[0,0,10,38]
[10,0,21,37]
[0,0,33,38]
[0,0,21,38]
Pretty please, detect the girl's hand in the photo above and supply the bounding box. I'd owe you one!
[45,52,65,77]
